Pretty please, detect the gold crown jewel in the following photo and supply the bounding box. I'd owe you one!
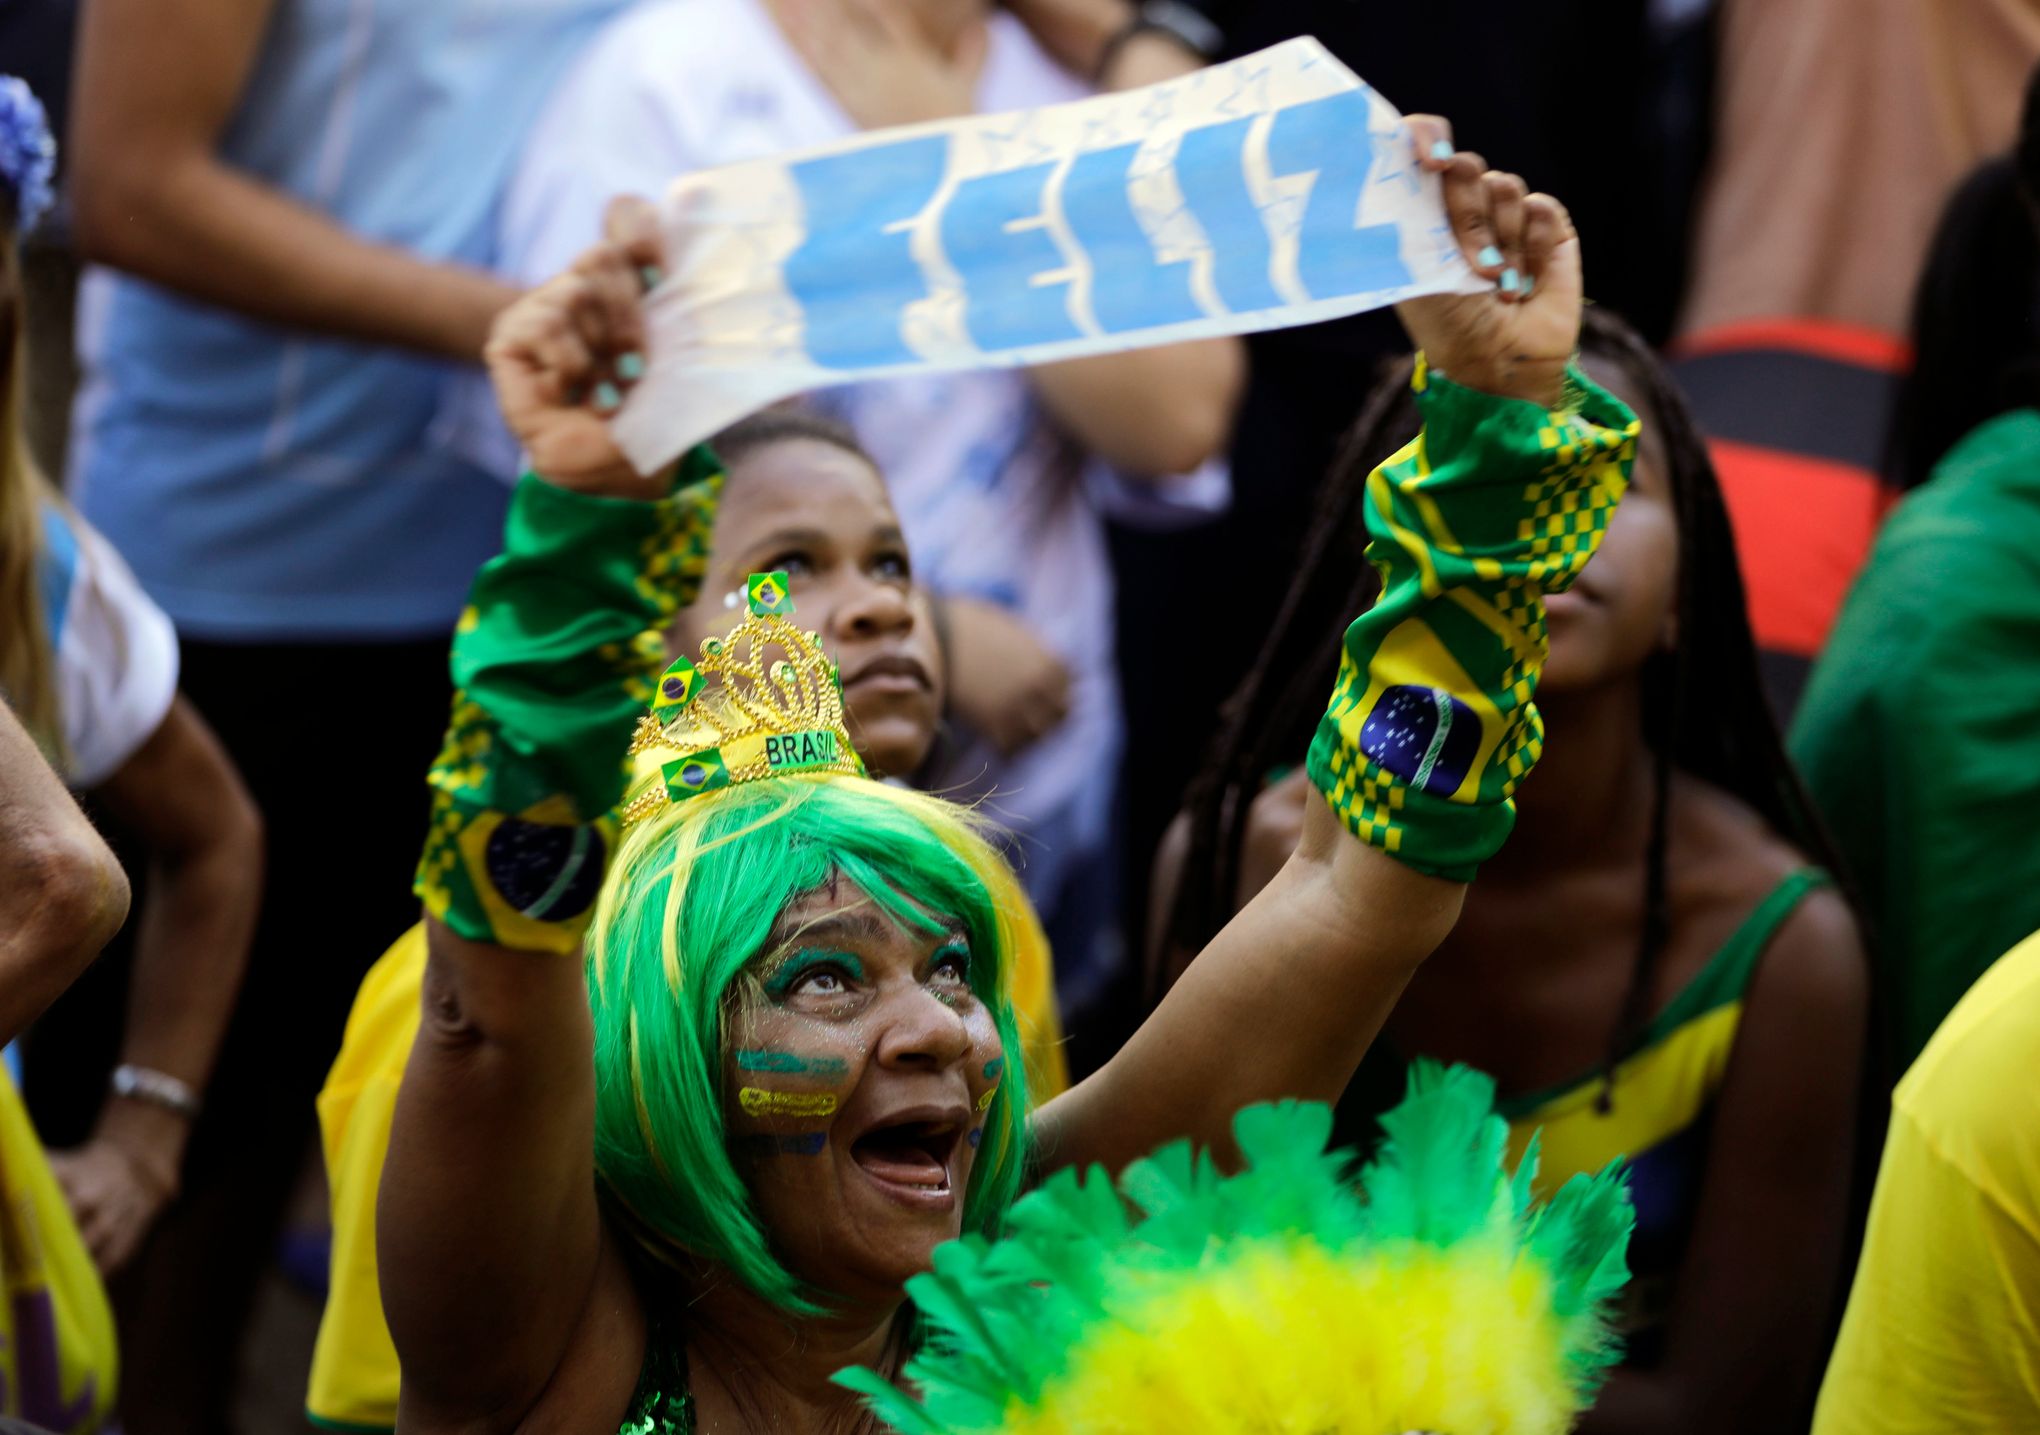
[621,572,865,826]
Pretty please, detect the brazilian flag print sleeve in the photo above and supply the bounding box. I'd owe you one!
[1306,359,1638,881]
[414,448,723,954]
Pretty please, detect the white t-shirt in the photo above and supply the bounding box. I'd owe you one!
[34,503,179,789]
[477,0,1229,984]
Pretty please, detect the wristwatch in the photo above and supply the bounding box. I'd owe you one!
[1095,1,1227,83]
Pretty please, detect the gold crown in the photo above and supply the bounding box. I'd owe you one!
[619,572,864,827]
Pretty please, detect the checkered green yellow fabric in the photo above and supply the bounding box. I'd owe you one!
[416,449,724,953]
[1306,360,1638,880]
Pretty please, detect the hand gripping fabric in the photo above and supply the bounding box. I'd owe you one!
[414,450,723,954]
[1307,360,1639,879]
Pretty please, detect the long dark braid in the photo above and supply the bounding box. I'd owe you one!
[1158,307,1853,1101]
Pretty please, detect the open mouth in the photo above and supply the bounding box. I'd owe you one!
[849,1115,964,1209]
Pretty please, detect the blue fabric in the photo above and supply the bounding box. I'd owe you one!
[70,0,633,640]
[36,502,77,648]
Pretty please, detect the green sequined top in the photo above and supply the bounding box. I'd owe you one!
[618,1311,694,1435]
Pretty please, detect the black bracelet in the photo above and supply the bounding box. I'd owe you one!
[1093,1,1225,86]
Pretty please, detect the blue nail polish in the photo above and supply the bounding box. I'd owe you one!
[639,264,663,291]
[1429,140,1454,161]
[1521,275,1537,298]
[1500,267,1521,294]
[617,351,645,381]
[594,381,622,412]
[1477,245,1503,269]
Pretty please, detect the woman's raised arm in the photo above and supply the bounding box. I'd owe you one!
[377,200,715,1427]
[1035,126,1640,1174]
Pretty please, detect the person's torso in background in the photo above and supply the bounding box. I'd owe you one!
[488,0,1190,966]
[1680,0,2040,340]
[68,0,637,642]
[1791,409,2040,1072]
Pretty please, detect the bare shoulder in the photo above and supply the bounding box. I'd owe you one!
[1668,774,1807,892]
[1670,775,1866,1014]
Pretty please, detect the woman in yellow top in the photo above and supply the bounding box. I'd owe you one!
[1813,927,2040,1434]
[1153,305,1872,1430]
[311,410,1070,1431]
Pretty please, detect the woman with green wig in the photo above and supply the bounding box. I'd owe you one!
[380,114,1640,1435]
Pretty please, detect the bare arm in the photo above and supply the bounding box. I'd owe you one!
[380,201,670,1424]
[51,697,262,1273]
[1581,890,1869,1433]
[1036,120,1602,1172]
[68,0,518,358]
[1036,795,1460,1170]
[0,702,130,1044]
[382,922,608,1422]
[1027,339,1244,478]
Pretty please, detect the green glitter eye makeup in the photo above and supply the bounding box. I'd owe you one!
[761,949,866,1000]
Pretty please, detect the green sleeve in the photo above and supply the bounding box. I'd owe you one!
[415,448,724,953]
[1306,361,1638,880]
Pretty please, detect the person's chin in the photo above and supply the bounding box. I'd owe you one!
[851,713,938,781]
[834,1203,963,1293]
[1536,650,1593,695]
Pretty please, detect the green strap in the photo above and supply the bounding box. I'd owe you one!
[1638,867,1832,1048]
[415,449,724,954]
[1493,867,1832,1118]
[1307,362,1640,880]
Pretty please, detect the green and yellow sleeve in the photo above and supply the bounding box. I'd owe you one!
[414,449,724,953]
[1307,359,1638,880]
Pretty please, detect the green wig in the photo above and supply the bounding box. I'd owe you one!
[584,774,1033,1314]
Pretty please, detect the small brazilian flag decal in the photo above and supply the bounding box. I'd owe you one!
[663,750,731,801]
[748,571,792,617]
[651,656,702,720]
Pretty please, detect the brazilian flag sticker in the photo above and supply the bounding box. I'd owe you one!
[664,750,732,801]
[747,571,792,618]
[652,656,703,720]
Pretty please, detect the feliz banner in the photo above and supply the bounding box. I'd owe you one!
[612,37,1484,473]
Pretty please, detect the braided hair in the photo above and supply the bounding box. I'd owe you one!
[1158,307,1849,1102]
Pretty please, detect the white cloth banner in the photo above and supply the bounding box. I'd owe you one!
[613,37,1484,473]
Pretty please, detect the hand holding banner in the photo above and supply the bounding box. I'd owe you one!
[611,37,1486,474]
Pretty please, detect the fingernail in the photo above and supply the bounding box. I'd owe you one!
[594,381,622,412]
[617,351,645,381]
[1429,140,1454,161]
[1521,275,1536,298]
[639,265,663,291]
[1478,245,1503,269]
[1500,267,1521,294]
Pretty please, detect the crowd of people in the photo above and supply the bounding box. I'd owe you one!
[1,0,2039,1431]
